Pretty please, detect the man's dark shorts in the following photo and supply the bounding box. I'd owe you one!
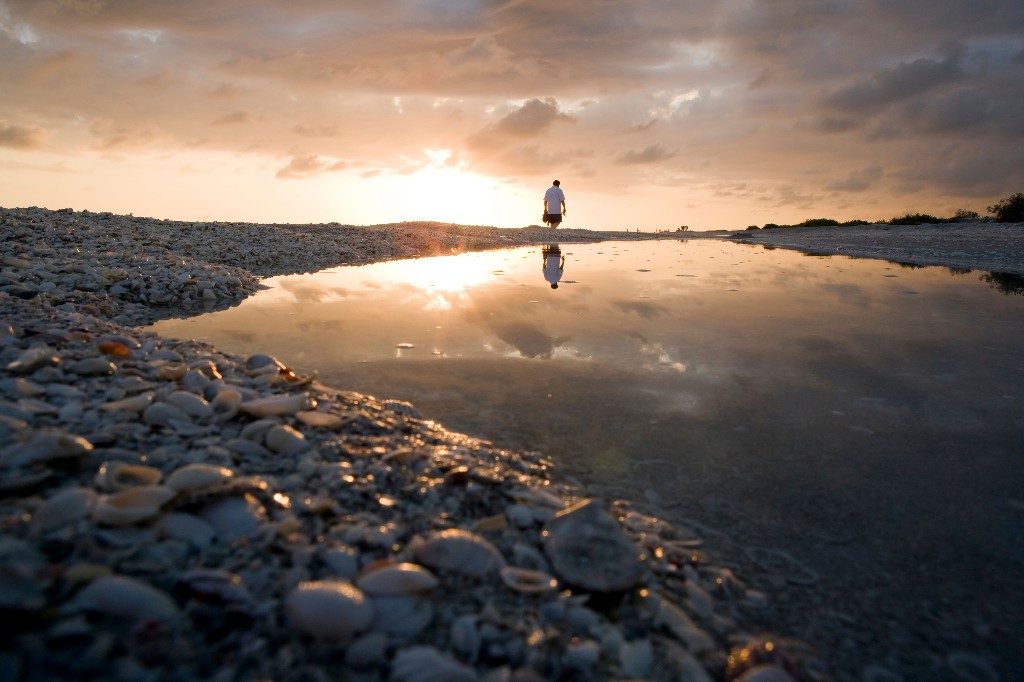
[544,213,562,226]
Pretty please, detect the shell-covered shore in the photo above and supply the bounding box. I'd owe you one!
[1,207,817,681]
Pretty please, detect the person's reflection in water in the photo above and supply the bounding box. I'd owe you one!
[542,243,565,289]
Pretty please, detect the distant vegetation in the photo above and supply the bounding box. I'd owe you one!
[747,191,1022,229]
[988,192,1024,223]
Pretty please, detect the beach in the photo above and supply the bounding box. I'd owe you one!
[2,206,1020,681]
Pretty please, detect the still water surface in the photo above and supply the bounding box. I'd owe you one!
[150,239,1024,678]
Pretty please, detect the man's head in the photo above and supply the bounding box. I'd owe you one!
[552,180,560,186]
[551,283,558,289]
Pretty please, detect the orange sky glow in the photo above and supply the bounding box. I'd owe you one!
[2,1,1023,230]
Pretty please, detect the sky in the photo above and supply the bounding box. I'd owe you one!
[1,0,1023,231]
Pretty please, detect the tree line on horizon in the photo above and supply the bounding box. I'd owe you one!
[747,191,1024,230]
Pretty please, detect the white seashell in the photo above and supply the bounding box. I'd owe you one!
[92,485,176,526]
[264,424,308,455]
[542,498,644,592]
[296,410,345,429]
[412,529,505,577]
[285,579,374,644]
[369,595,433,639]
[179,568,250,603]
[157,512,217,550]
[1,430,93,468]
[143,401,191,427]
[6,346,60,373]
[164,390,213,418]
[31,487,97,534]
[356,563,438,596]
[166,463,233,492]
[645,591,715,653]
[390,645,477,682]
[69,357,116,376]
[211,388,242,420]
[198,494,265,542]
[239,393,312,417]
[72,575,179,620]
[99,392,154,412]
[499,566,558,593]
[95,461,162,491]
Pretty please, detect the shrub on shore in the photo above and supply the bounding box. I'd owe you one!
[888,213,947,225]
[988,192,1024,223]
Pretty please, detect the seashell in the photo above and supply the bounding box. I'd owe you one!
[356,562,438,596]
[164,391,213,418]
[239,393,312,417]
[1,430,93,468]
[506,485,567,509]
[31,487,97,534]
[211,388,242,420]
[68,357,117,376]
[97,336,137,358]
[369,595,434,639]
[166,462,234,492]
[542,498,644,592]
[240,418,279,442]
[320,546,360,579]
[246,353,285,371]
[412,529,505,577]
[157,512,217,550]
[685,580,714,620]
[99,392,154,412]
[95,461,162,491]
[143,401,191,427]
[6,346,60,374]
[264,424,308,455]
[13,378,46,397]
[499,566,558,593]
[72,575,179,621]
[179,568,251,603]
[285,579,374,644]
[390,645,477,682]
[645,591,715,653]
[92,485,176,526]
[156,363,187,381]
[296,410,344,429]
[382,400,421,419]
[198,494,266,542]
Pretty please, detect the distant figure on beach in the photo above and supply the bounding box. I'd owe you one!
[543,180,566,228]
[542,243,565,289]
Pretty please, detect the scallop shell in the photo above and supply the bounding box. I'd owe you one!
[92,485,176,526]
[72,575,179,621]
[239,393,312,417]
[95,461,162,491]
[211,388,242,420]
[285,579,374,644]
[356,562,439,596]
[166,463,234,492]
[198,494,266,542]
[412,529,505,577]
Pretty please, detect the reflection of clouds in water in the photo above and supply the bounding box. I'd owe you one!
[491,322,567,359]
[820,283,871,309]
[297,319,343,334]
[223,329,258,344]
[639,342,687,372]
[612,300,670,319]
[278,280,349,304]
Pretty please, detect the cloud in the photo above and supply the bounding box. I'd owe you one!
[468,98,575,150]
[212,111,249,126]
[827,166,884,193]
[615,144,676,165]
[0,121,46,149]
[275,154,347,179]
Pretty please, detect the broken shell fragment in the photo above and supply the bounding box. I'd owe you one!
[412,529,505,578]
[239,393,312,417]
[92,485,175,526]
[542,498,644,592]
[95,461,162,491]
[356,562,439,596]
[72,575,179,621]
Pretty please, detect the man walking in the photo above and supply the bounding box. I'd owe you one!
[543,180,566,228]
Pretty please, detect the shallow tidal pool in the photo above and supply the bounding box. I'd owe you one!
[150,238,1024,679]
